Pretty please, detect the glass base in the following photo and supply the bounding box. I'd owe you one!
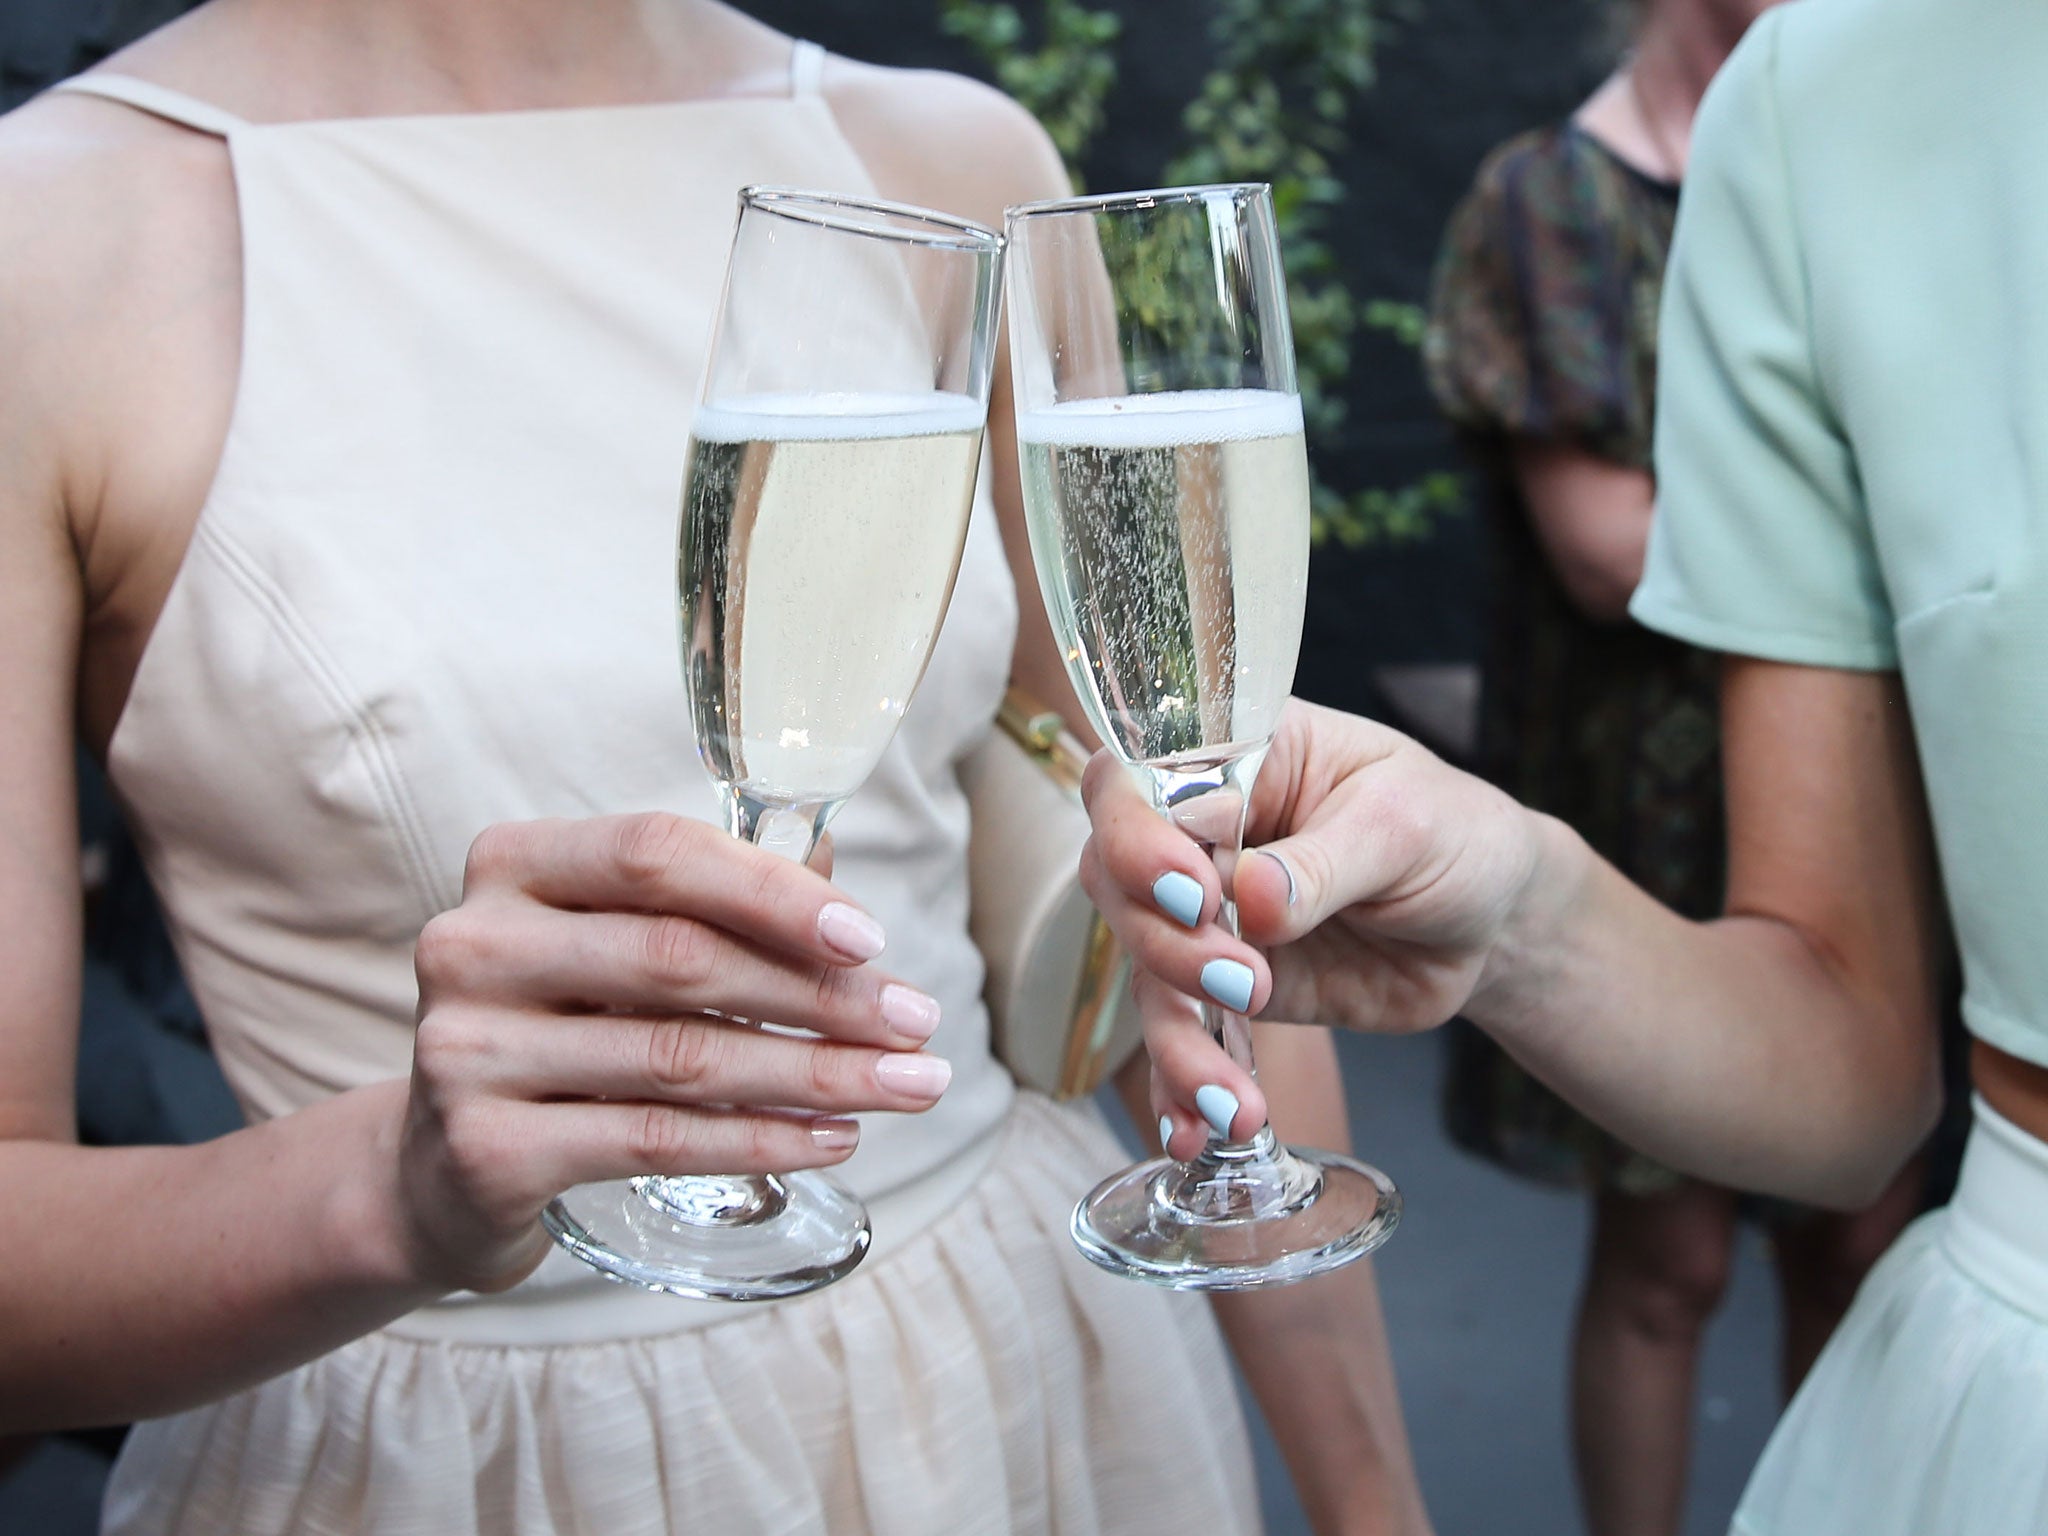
[1071,1130,1399,1291]
[542,1172,870,1301]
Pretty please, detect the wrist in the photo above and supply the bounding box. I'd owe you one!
[315,1081,444,1301]
[1466,808,1589,1034]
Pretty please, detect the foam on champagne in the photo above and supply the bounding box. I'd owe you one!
[1015,388,1304,450]
[694,391,986,444]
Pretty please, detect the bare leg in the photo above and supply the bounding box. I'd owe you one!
[1573,1181,1739,1536]
[1771,1152,1925,1398]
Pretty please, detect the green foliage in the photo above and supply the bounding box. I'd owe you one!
[939,0,1121,174]
[943,0,1463,547]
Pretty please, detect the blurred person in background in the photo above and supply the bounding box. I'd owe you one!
[1423,0,1924,1531]
[0,2,1432,1532]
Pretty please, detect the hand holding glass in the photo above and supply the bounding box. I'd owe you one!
[543,188,1004,1300]
[1005,183,1400,1288]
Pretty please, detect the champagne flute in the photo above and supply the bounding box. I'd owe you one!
[1005,183,1399,1289]
[542,188,1004,1300]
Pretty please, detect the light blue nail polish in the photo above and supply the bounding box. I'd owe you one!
[1200,957,1256,1014]
[1195,1084,1240,1140]
[1159,1115,1176,1150]
[1152,870,1204,928]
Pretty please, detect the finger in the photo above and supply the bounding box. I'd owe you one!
[1079,838,1273,1018]
[1135,972,1267,1141]
[415,906,942,1047]
[526,1099,867,1187]
[1080,754,1208,920]
[461,813,886,966]
[474,1012,953,1114]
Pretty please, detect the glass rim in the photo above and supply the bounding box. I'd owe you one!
[1005,182,1271,221]
[739,186,1003,252]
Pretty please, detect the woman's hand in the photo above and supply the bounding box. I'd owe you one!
[395,811,951,1294]
[1080,700,1550,1145]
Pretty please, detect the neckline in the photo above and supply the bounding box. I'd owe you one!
[246,91,817,135]
[1562,120,1681,197]
[62,65,826,137]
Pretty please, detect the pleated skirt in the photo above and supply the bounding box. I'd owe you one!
[101,1093,1261,1536]
[1733,1097,2048,1535]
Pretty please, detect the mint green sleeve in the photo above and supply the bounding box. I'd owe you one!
[1629,13,1896,670]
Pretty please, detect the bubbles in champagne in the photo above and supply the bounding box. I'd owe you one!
[1016,390,1310,766]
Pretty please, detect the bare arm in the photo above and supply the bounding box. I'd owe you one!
[1483,659,1942,1198]
[1085,667,1943,1209]
[1510,440,1655,623]
[1117,1027,1433,1536]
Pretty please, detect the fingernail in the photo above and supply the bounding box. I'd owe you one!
[880,983,941,1042]
[1195,1084,1240,1139]
[1152,870,1205,928]
[1159,1114,1176,1151]
[1200,958,1255,1014]
[819,902,887,961]
[810,1118,860,1150]
[875,1053,953,1098]
[1260,849,1299,907]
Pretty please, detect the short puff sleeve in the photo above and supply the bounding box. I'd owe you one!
[1425,133,1643,466]
[1630,11,1895,669]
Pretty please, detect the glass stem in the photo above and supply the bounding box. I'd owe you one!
[1150,751,1269,1154]
[725,790,838,865]
[635,789,840,1230]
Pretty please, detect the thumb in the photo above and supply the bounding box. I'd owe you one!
[1234,835,1336,947]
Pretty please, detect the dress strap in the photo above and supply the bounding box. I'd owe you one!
[47,74,246,137]
[789,40,828,100]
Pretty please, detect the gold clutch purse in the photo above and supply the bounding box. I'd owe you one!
[961,689,1141,1100]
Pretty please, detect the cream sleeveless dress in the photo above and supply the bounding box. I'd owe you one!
[51,48,1260,1536]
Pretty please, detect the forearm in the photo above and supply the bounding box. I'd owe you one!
[1119,1030,1432,1535]
[1225,1026,1429,1535]
[0,1080,436,1432]
[1475,814,1941,1206]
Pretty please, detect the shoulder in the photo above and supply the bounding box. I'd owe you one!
[1701,0,1947,157]
[820,57,1069,230]
[0,85,235,523]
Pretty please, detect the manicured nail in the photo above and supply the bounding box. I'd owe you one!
[1260,849,1299,907]
[875,1053,953,1098]
[1195,1084,1240,1139]
[880,983,941,1042]
[810,1118,860,1151]
[1152,870,1205,928]
[819,901,887,961]
[1159,1114,1176,1151]
[1200,958,1256,1014]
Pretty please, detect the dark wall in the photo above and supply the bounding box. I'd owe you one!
[4,0,1611,709]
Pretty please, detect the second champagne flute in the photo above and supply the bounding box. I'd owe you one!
[543,188,1004,1301]
[1006,183,1400,1289]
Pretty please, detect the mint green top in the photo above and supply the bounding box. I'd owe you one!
[1632,0,2048,1070]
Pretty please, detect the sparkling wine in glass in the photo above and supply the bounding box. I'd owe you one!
[543,188,1004,1300]
[1006,183,1400,1289]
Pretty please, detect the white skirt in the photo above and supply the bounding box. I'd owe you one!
[1733,1097,2048,1536]
[101,1094,1261,1536]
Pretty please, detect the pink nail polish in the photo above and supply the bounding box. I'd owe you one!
[818,902,887,961]
[810,1118,860,1151]
[875,1053,953,1097]
[880,983,941,1041]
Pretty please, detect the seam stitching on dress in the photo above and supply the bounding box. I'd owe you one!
[193,518,453,920]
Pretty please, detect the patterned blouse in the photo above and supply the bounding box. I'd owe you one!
[1424,124,1724,1192]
